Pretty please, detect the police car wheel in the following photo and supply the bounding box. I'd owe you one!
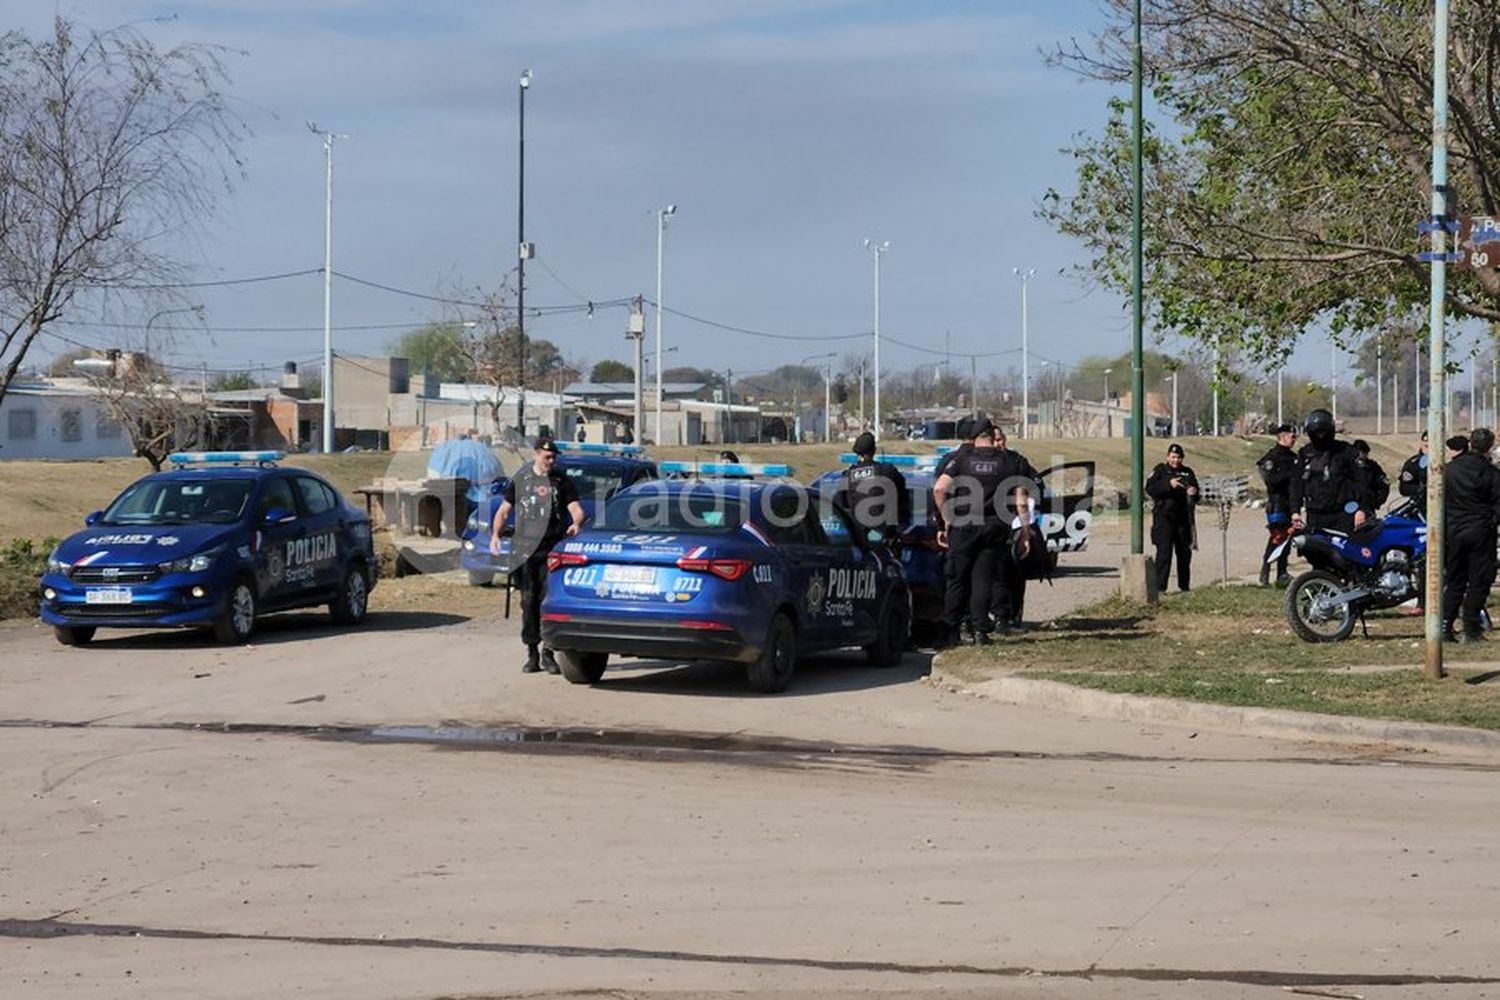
[746,614,797,694]
[865,595,910,668]
[213,581,257,645]
[330,566,369,625]
[53,625,96,647]
[466,570,494,587]
[557,650,608,685]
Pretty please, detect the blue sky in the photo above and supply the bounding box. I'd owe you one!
[28,1,1428,388]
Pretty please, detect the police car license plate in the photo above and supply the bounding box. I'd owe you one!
[602,565,656,585]
[85,587,133,605]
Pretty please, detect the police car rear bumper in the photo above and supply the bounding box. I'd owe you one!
[541,615,757,663]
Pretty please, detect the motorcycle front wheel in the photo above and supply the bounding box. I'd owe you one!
[1285,569,1357,643]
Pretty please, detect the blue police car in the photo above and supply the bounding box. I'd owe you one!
[539,461,911,693]
[812,452,1097,635]
[39,451,378,646]
[459,442,658,585]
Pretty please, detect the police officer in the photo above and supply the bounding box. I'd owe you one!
[1257,423,1298,586]
[1290,408,1367,534]
[988,425,1043,632]
[1146,443,1199,594]
[490,437,586,674]
[840,431,908,545]
[934,419,1037,644]
[1442,428,1500,642]
[1398,432,1429,513]
[1351,440,1390,516]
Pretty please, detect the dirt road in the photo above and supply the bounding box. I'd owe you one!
[5,516,1496,1000]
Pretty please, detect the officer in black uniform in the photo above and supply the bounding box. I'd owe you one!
[1442,428,1500,642]
[1146,443,1199,594]
[934,420,1037,644]
[490,437,586,674]
[1256,423,1298,586]
[1289,408,1367,534]
[988,425,1043,632]
[1398,431,1429,513]
[1351,439,1390,516]
[839,431,909,546]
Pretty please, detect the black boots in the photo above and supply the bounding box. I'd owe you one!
[540,648,561,674]
[523,645,541,673]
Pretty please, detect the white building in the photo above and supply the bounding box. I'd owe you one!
[0,379,133,460]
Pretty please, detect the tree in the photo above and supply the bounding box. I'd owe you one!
[88,355,213,470]
[209,371,257,392]
[590,359,634,383]
[456,286,579,438]
[0,18,245,410]
[1042,4,1500,362]
[389,323,469,382]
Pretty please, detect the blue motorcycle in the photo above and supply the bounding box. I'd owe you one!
[1273,500,1426,642]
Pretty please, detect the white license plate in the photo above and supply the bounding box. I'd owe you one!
[602,565,656,585]
[85,588,133,605]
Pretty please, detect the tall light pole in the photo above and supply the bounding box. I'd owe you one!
[308,122,346,453]
[1170,369,1179,436]
[1376,337,1384,435]
[1014,267,1036,438]
[797,352,835,445]
[1276,367,1284,426]
[1330,339,1338,425]
[1103,367,1113,436]
[656,204,677,445]
[516,69,533,436]
[863,240,889,440]
[1211,342,1221,436]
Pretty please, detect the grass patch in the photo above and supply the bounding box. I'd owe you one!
[0,537,55,620]
[942,583,1500,731]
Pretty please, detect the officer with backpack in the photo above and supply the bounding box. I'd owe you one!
[839,431,909,545]
[1352,439,1390,516]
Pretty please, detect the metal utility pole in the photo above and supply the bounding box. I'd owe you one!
[308,122,345,453]
[655,204,677,445]
[627,296,644,444]
[1276,368,1284,427]
[1014,267,1036,439]
[516,69,532,436]
[1424,0,1451,680]
[1129,0,1145,555]
[1330,340,1338,424]
[1212,344,1221,436]
[971,355,979,419]
[823,365,832,443]
[863,240,889,440]
[858,359,867,430]
[1170,370,1179,436]
[1376,338,1384,434]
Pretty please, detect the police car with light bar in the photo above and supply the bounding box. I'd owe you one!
[38,451,378,646]
[811,451,1097,634]
[539,461,911,693]
[460,442,658,586]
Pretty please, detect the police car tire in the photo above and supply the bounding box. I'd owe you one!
[213,581,257,645]
[558,650,608,685]
[466,570,494,587]
[54,625,96,646]
[747,614,797,694]
[330,566,369,625]
[1285,569,1356,643]
[865,595,909,668]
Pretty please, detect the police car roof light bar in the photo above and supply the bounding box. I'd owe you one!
[837,453,940,469]
[658,461,795,478]
[934,445,956,455]
[553,441,644,456]
[167,450,284,467]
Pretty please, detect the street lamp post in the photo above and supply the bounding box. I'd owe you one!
[796,352,835,445]
[863,240,889,440]
[1103,367,1113,436]
[1014,268,1036,438]
[1170,369,1179,436]
[307,122,346,453]
[516,69,532,437]
[656,204,677,445]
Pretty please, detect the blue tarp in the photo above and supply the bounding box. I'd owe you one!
[427,439,504,502]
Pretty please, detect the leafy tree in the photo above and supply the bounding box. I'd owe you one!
[1042,3,1500,363]
[0,17,245,410]
[389,323,469,382]
[590,359,634,383]
[209,371,257,392]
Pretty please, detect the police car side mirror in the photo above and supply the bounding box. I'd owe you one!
[263,507,297,525]
[84,510,103,526]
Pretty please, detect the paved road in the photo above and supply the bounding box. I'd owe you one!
[5,519,1497,1000]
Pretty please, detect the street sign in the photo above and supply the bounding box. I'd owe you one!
[1456,215,1500,271]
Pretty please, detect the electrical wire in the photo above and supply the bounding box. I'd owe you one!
[88,268,324,290]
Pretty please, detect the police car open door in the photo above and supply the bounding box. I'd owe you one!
[1036,461,1095,555]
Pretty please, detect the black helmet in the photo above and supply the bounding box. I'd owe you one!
[1304,409,1334,434]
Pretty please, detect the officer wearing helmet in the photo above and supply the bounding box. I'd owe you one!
[1290,408,1368,534]
[839,431,909,546]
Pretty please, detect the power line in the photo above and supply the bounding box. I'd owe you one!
[88,268,324,290]
[646,299,868,344]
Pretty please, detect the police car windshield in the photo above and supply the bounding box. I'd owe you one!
[595,486,745,532]
[561,464,627,504]
[101,478,254,526]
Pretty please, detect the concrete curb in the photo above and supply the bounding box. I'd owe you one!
[930,661,1500,761]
